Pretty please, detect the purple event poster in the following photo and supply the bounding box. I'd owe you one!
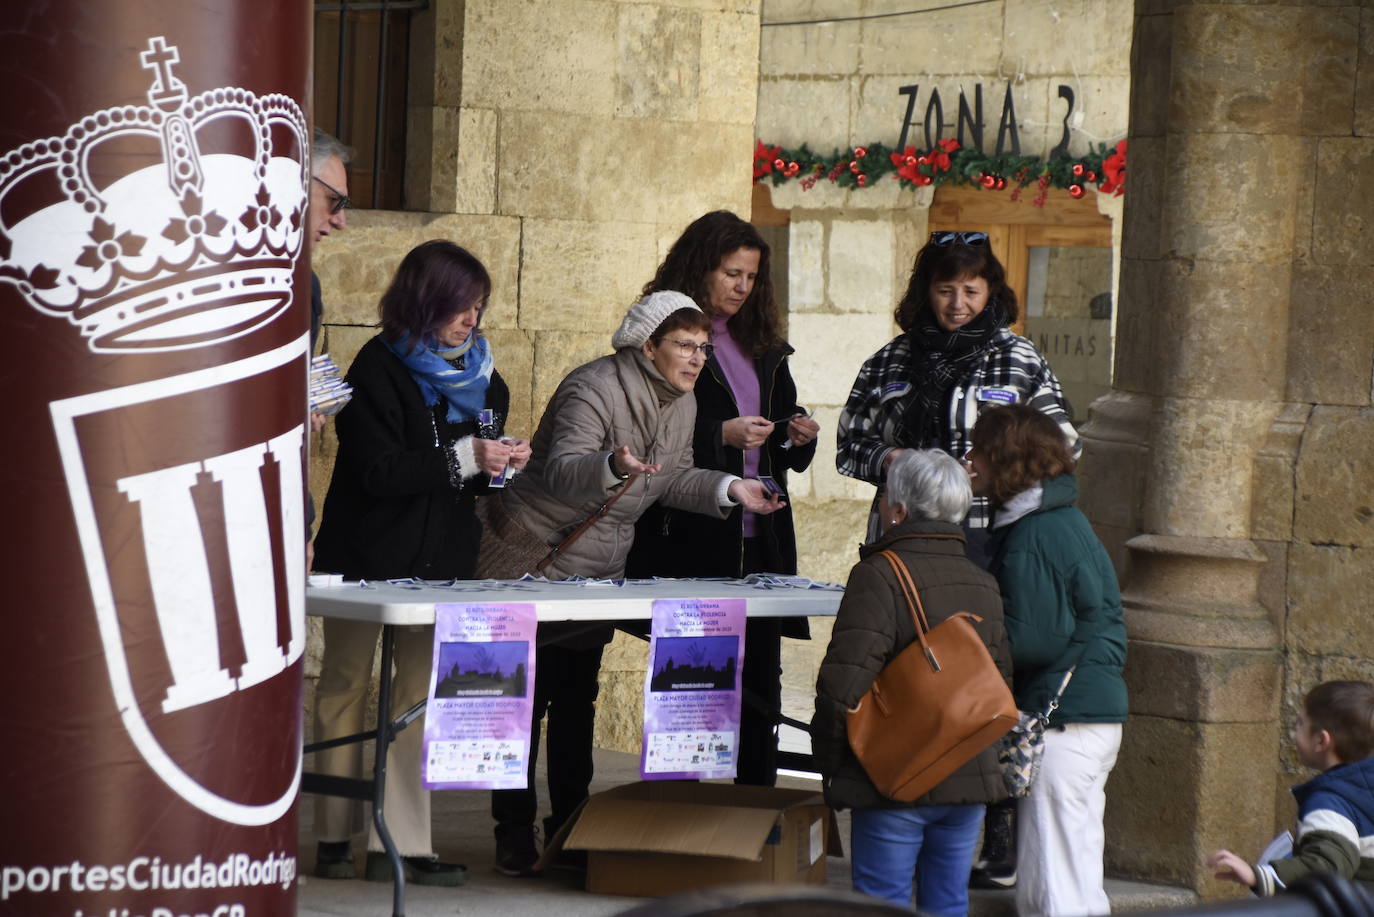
[422,602,536,790]
[640,598,746,780]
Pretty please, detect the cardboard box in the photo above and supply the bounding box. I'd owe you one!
[543,781,842,897]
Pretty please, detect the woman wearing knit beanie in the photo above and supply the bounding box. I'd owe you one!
[475,289,784,877]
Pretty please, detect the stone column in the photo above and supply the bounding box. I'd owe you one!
[1081,0,1361,894]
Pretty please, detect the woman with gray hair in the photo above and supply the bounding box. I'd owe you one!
[812,449,1012,915]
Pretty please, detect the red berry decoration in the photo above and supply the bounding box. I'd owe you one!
[1087,171,1097,182]
[995,176,1007,190]
[855,146,868,157]
[1068,183,1085,199]
[773,158,785,170]
[1072,163,1085,177]
[857,174,868,187]
[981,173,997,189]
[905,155,917,166]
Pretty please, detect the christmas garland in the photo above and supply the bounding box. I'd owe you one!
[753,138,1126,204]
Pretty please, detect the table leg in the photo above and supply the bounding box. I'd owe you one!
[373,624,406,917]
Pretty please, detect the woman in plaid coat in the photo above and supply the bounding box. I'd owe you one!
[835,230,1076,887]
[836,232,1077,551]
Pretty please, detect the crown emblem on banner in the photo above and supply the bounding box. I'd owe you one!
[0,36,308,353]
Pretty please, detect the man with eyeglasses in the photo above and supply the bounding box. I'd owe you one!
[308,127,350,380]
[304,130,350,564]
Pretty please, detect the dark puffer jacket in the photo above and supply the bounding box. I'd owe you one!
[986,474,1127,724]
[812,520,1012,810]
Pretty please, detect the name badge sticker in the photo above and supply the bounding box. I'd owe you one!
[879,381,912,402]
[976,387,1019,405]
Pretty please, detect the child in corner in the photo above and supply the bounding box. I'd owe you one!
[1208,680,1374,896]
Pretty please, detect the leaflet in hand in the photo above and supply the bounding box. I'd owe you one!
[309,353,353,415]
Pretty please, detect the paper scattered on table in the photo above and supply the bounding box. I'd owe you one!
[342,575,843,592]
[740,573,844,590]
[307,573,345,587]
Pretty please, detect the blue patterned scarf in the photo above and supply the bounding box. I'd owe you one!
[384,331,493,424]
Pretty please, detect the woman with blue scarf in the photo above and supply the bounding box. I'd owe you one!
[311,240,530,887]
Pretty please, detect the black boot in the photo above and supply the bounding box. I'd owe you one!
[313,841,355,880]
[494,823,541,877]
[970,799,1017,889]
[363,852,467,887]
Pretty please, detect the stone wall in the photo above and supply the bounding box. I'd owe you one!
[1076,0,1371,895]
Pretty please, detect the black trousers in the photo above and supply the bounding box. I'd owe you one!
[490,642,605,838]
[737,616,783,786]
[736,535,786,787]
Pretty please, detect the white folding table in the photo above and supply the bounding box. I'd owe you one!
[303,577,844,917]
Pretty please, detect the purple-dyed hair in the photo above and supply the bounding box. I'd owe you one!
[379,239,491,349]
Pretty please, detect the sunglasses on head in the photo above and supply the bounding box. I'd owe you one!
[312,175,351,215]
[929,231,989,246]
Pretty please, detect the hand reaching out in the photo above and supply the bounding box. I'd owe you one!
[612,445,662,478]
[729,478,786,515]
[1206,850,1255,889]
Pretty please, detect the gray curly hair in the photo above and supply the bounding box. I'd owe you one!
[886,449,972,524]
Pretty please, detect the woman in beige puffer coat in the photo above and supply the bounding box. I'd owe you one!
[478,290,783,875]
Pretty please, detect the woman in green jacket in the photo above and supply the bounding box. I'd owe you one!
[966,404,1128,917]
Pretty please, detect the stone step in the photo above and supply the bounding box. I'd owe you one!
[970,878,1199,917]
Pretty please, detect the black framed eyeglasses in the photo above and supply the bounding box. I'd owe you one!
[312,175,351,215]
[669,339,715,359]
[929,230,988,246]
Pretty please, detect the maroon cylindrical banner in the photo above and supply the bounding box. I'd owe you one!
[1,4,312,916]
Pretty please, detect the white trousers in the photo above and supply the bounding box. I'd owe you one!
[1016,722,1122,917]
[313,618,437,856]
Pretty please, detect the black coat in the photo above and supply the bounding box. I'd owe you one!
[313,334,509,580]
[307,273,323,533]
[627,344,815,634]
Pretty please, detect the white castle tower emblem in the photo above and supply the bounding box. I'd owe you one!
[0,36,308,353]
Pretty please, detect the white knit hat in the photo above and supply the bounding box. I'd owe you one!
[611,290,702,350]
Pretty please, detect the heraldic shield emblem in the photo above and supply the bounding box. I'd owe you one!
[2,36,309,826]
